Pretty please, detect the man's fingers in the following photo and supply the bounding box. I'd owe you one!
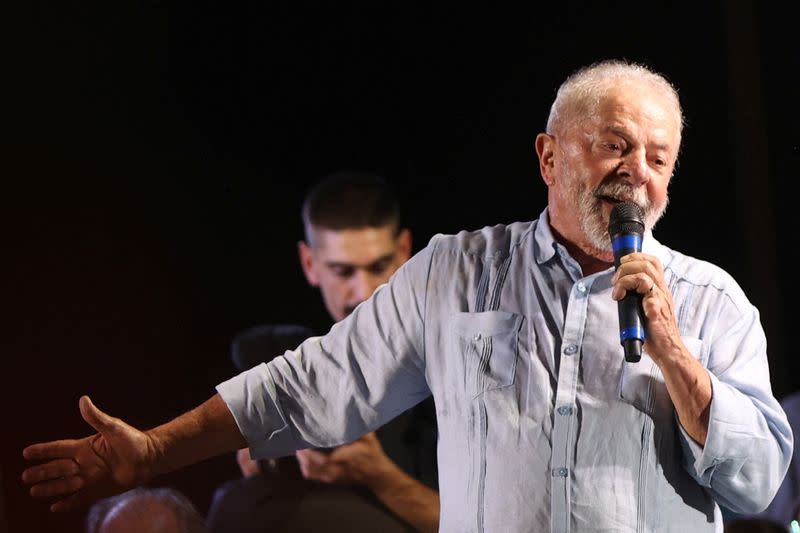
[28,475,84,499]
[296,449,344,482]
[296,450,326,475]
[612,273,654,300]
[79,396,116,434]
[298,449,330,465]
[50,491,87,513]
[360,432,379,444]
[23,439,80,461]
[302,462,343,483]
[615,255,662,278]
[22,459,79,485]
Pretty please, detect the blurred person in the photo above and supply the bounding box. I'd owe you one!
[86,487,208,533]
[206,171,438,533]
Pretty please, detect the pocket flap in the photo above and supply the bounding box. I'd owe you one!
[452,310,522,337]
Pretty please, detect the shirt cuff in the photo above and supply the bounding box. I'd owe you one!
[216,363,297,459]
[678,370,754,486]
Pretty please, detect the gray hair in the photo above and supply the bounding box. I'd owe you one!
[546,59,684,141]
[86,487,209,533]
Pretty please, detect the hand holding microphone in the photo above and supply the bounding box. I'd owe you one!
[608,202,646,363]
[608,202,681,365]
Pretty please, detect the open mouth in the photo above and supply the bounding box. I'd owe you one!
[596,194,622,205]
[596,194,641,210]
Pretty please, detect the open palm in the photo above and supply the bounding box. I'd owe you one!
[22,396,156,512]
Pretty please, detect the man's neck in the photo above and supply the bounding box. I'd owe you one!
[549,225,614,276]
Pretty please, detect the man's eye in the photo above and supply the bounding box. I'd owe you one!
[368,260,391,275]
[332,267,354,278]
[606,142,622,152]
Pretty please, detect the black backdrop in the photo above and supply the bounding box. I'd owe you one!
[5,2,799,532]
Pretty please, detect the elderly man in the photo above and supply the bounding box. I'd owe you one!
[23,60,792,532]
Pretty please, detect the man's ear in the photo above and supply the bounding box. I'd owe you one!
[298,241,320,287]
[396,228,412,262]
[535,133,557,187]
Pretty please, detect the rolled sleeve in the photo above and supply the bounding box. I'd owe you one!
[215,242,435,461]
[679,370,793,513]
[216,362,299,459]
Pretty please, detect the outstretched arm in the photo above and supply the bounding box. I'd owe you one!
[23,394,245,512]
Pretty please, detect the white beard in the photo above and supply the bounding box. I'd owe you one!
[559,172,669,253]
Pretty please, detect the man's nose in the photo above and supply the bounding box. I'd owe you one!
[619,148,650,187]
[350,270,382,303]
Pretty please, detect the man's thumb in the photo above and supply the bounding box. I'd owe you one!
[79,395,115,433]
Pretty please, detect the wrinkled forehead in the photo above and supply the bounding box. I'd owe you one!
[595,82,680,130]
[574,82,683,153]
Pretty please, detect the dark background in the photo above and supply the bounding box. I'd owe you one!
[5,2,798,532]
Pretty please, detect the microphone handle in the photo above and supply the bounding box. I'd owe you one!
[613,235,644,363]
[619,293,644,363]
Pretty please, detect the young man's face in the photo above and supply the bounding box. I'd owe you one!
[299,225,412,322]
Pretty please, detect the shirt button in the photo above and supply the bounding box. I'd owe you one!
[564,344,578,355]
[577,282,586,293]
[473,333,482,342]
[557,405,573,416]
[552,467,569,477]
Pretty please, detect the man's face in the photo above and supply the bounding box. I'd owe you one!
[539,83,681,259]
[299,226,412,322]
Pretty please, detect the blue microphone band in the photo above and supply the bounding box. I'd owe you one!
[620,327,645,343]
[612,234,642,255]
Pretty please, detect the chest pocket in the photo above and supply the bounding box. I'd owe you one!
[619,337,704,416]
[452,311,523,400]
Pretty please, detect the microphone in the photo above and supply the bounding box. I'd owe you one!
[608,202,646,363]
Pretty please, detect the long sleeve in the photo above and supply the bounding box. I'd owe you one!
[217,241,436,460]
[677,296,793,513]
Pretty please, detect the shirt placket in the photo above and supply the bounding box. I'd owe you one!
[550,275,592,533]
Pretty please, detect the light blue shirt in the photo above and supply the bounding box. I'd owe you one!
[218,209,792,532]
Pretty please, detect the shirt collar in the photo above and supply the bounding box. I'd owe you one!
[533,206,672,270]
[533,207,559,265]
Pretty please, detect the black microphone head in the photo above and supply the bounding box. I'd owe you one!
[608,201,645,238]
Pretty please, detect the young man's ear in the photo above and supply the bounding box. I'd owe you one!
[396,228,412,262]
[297,241,320,287]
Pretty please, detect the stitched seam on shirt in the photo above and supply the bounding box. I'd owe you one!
[637,419,652,533]
[477,399,488,533]
[476,337,492,398]
[665,264,748,316]
[475,285,489,532]
[488,254,513,311]
[473,248,492,533]
[433,220,532,256]
[673,276,692,335]
[646,362,658,416]
[476,257,491,313]
[421,236,440,368]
